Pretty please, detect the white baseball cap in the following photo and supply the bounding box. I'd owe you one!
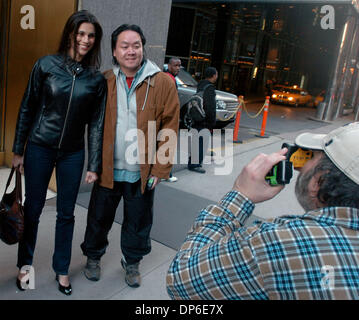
[295,122,359,185]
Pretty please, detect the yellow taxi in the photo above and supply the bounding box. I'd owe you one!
[270,85,314,107]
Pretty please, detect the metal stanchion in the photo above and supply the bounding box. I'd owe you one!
[233,96,244,143]
[315,102,326,120]
[255,96,270,138]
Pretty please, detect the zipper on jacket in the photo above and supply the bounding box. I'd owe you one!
[58,72,76,148]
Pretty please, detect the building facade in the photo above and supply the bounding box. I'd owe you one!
[166,1,359,121]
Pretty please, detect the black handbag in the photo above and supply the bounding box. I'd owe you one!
[0,167,25,245]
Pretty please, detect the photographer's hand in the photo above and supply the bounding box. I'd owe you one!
[233,148,288,203]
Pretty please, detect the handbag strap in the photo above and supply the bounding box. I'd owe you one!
[3,167,15,194]
[15,168,23,204]
[2,167,22,204]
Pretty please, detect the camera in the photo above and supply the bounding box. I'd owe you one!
[265,143,313,186]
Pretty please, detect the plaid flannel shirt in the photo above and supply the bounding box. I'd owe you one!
[166,190,359,300]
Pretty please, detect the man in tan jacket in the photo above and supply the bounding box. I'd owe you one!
[80,24,180,287]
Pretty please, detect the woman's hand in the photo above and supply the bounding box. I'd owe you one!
[85,171,98,184]
[12,154,24,173]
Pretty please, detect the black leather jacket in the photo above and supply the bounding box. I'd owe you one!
[12,54,107,173]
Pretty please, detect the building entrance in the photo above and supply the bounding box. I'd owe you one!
[166,2,347,103]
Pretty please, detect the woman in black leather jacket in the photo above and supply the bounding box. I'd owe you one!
[12,10,106,295]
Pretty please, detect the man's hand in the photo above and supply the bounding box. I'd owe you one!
[148,176,161,190]
[233,148,288,203]
[85,171,98,184]
[12,154,24,174]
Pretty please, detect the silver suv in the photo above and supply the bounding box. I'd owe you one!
[164,66,239,129]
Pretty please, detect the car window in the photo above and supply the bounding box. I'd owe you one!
[286,88,302,94]
[176,69,198,87]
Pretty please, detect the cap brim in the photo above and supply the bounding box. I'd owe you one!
[295,132,326,150]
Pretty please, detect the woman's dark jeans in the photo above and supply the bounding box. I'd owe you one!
[17,142,84,275]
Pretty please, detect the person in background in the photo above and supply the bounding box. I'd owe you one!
[168,122,359,299]
[12,10,106,296]
[81,24,179,288]
[165,57,181,87]
[163,56,182,182]
[187,67,217,174]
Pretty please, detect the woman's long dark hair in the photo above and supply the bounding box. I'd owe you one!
[57,10,103,69]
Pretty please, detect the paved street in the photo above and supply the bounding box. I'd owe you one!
[226,99,326,140]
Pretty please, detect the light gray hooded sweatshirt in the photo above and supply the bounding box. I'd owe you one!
[112,60,161,177]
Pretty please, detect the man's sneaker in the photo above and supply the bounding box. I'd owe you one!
[121,258,140,288]
[84,258,101,281]
[165,176,178,182]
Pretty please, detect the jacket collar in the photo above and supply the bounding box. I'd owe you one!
[60,54,84,75]
[303,206,359,231]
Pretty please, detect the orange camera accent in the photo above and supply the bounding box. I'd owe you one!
[290,148,313,168]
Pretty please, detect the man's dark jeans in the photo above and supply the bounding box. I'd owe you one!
[188,128,210,169]
[81,180,155,265]
[17,142,84,275]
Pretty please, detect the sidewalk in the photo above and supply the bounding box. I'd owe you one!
[0,114,355,300]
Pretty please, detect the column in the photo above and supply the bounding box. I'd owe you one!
[321,8,356,121]
[335,18,359,118]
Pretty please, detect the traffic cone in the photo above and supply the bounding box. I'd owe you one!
[255,96,270,138]
[233,96,244,143]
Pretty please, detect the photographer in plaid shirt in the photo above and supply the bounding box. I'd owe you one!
[167,122,359,300]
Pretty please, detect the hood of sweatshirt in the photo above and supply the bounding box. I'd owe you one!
[113,59,161,89]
